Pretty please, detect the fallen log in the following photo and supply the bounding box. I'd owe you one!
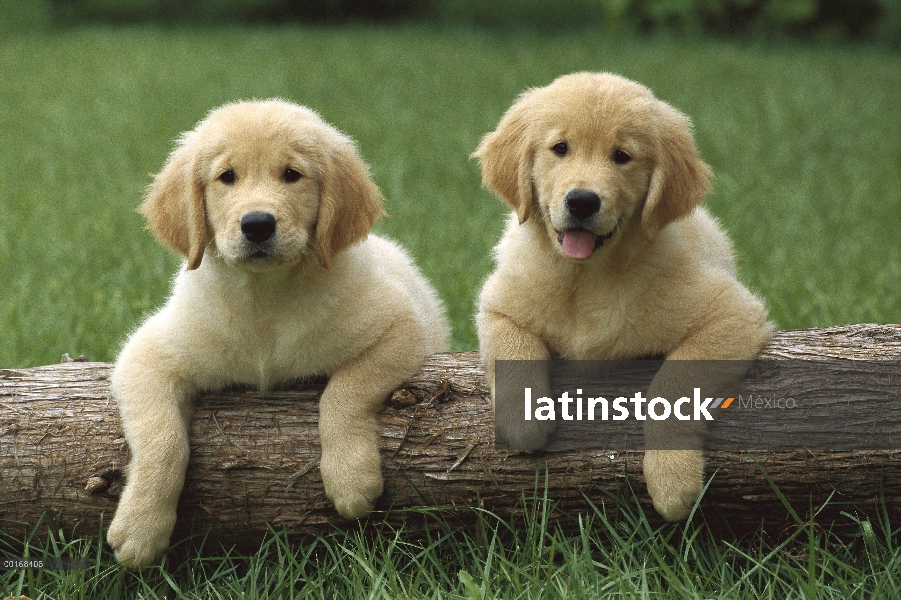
[1,324,900,550]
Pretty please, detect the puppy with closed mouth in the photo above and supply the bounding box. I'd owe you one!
[474,72,771,521]
[107,100,449,567]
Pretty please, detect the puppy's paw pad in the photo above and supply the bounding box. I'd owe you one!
[321,454,384,520]
[651,495,695,522]
[110,537,166,569]
[643,450,704,522]
[107,504,175,568]
[331,492,378,519]
[497,419,555,451]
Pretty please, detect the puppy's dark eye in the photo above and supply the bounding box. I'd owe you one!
[551,142,568,157]
[613,150,632,165]
[218,170,236,184]
[283,168,302,183]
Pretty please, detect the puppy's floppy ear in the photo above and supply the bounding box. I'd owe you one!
[472,99,537,225]
[641,101,713,240]
[140,133,210,270]
[315,140,386,269]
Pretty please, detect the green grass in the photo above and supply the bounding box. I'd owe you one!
[3,481,901,599]
[0,24,899,366]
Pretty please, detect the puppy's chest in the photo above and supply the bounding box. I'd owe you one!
[533,280,656,360]
[220,296,349,380]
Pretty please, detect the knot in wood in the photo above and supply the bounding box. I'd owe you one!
[60,353,89,363]
[84,475,110,494]
[389,389,419,408]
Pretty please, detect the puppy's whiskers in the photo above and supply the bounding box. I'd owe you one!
[302,237,324,263]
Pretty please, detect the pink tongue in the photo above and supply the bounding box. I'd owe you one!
[561,229,597,259]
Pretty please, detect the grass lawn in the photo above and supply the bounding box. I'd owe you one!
[3,488,901,599]
[1,22,900,599]
[1,24,899,366]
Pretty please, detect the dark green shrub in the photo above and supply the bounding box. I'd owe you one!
[42,0,901,44]
[48,0,428,24]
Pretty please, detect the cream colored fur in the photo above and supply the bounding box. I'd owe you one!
[474,72,771,521]
[107,100,449,567]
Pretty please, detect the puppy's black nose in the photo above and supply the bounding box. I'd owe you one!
[241,212,276,244]
[565,189,601,221]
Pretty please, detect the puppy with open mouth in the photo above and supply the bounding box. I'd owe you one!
[474,72,772,522]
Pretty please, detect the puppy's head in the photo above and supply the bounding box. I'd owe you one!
[474,72,712,260]
[142,100,384,271]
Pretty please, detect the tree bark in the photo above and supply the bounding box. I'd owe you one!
[1,324,900,549]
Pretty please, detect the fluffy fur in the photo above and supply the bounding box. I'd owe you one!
[474,72,771,521]
[107,100,449,567]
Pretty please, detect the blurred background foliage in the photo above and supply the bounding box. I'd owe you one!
[4,0,900,44]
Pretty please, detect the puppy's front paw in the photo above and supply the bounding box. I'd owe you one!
[643,449,704,522]
[320,446,384,519]
[107,496,176,568]
[496,418,556,451]
[494,382,556,451]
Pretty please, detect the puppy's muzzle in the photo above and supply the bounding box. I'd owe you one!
[241,212,276,244]
[565,189,601,220]
[557,189,618,259]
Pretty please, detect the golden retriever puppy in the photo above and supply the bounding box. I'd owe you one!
[107,100,449,567]
[474,72,771,521]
